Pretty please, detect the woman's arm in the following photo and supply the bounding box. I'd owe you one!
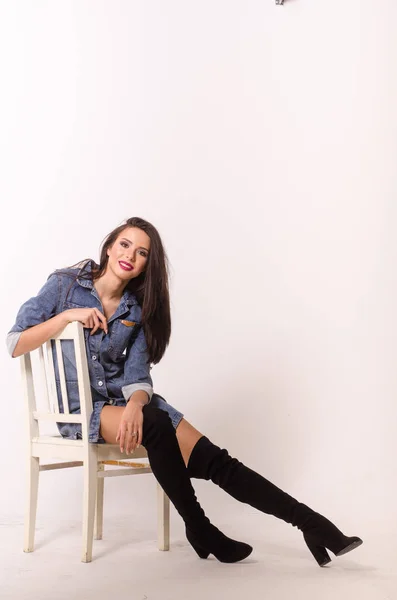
[10,307,108,358]
[127,389,150,407]
[7,272,108,358]
[7,273,60,358]
[11,313,70,358]
[122,326,154,404]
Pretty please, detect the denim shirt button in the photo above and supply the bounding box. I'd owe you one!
[98,380,104,387]
[92,355,97,360]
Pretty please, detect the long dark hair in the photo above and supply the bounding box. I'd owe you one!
[66,217,171,365]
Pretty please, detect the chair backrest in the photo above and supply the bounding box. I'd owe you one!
[20,321,93,441]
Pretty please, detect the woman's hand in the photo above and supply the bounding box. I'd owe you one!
[116,400,144,454]
[63,307,108,335]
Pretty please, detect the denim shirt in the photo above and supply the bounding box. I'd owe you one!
[7,261,153,439]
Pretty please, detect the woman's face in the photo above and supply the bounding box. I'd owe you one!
[106,227,150,281]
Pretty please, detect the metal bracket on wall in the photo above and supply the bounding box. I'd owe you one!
[275,0,284,5]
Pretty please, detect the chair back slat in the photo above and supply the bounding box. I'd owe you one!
[37,346,51,413]
[73,324,93,437]
[55,339,70,415]
[20,352,39,439]
[44,341,58,413]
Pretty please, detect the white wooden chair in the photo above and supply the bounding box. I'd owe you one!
[20,321,170,562]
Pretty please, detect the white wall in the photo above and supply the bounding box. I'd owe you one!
[0,0,396,539]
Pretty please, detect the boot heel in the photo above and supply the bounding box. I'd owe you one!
[304,533,332,567]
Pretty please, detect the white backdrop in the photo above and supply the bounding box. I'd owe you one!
[0,0,396,544]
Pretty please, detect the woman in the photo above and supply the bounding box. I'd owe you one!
[7,217,362,566]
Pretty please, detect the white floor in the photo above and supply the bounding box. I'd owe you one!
[0,514,395,600]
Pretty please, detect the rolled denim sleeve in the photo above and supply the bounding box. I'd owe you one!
[6,273,59,356]
[122,325,153,403]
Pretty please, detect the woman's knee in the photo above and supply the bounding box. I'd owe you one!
[142,403,174,447]
[143,402,173,431]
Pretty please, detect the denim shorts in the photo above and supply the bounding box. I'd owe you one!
[88,392,184,444]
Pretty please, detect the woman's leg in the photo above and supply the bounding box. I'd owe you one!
[175,419,204,466]
[99,405,124,444]
[99,407,202,464]
[179,429,363,567]
[99,405,252,563]
[101,407,362,566]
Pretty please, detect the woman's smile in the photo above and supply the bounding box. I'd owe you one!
[118,261,134,272]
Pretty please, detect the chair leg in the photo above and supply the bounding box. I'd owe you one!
[81,446,97,562]
[157,482,170,551]
[94,463,104,540]
[24,456,40,553]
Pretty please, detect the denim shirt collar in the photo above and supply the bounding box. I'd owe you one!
[76,260,138,309]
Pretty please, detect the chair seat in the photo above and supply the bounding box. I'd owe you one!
[31,434,149,459]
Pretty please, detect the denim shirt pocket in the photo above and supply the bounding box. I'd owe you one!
[108,319,140,361]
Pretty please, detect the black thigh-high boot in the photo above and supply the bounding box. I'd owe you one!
[187,436,363,567]
[141,404,252,563]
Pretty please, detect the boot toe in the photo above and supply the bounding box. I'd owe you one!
[335,537,363,557]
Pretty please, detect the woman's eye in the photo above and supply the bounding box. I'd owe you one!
[119,241,146,257]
